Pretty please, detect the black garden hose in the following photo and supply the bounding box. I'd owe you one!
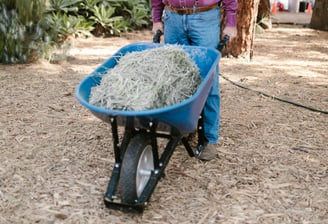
[220,74,328,115]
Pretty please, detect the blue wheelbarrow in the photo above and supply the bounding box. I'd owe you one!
[76,41,221,212]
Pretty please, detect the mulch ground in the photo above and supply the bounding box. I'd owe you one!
[0,24,327,224]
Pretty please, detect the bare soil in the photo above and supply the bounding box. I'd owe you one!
[0,24,327,224]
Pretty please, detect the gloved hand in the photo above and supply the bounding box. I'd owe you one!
[152,22,164,34]
[222,26,237,40]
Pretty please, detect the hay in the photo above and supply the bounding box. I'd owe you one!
[89,45,201,111]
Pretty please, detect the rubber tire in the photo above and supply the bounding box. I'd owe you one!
[119,133,154,204]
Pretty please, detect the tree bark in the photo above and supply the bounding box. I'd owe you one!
[222,0,260,60]
[310,0,328,31]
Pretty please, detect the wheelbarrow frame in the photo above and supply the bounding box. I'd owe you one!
[76,42,224,213]
[102,111,207,213]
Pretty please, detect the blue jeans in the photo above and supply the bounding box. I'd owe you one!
[163,8,221,144]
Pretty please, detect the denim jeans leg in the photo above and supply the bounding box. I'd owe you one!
[163,8,221,144]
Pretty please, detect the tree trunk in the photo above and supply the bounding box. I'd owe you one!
[310,0,328,31]
[222,0,260,60]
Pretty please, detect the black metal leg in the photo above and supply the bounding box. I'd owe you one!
[149,121,160,169]
[181,137,195,157]
[109,116,121,163]
[181,110,207,158]
[104,163,120,201]
[195,111,207,157]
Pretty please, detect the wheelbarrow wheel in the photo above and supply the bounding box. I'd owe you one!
[119,133,154,204]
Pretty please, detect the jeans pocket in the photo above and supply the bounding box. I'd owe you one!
[194,8,220,21]
[163,10,171,21]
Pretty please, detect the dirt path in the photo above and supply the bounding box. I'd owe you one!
[0,25,327,224]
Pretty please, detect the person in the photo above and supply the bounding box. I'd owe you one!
[151,0,238,160]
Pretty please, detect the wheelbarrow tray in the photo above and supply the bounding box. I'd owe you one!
[76,42,220,135]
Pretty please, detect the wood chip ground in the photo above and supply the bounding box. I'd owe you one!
[0,24,327,223]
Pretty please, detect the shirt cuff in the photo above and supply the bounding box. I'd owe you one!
[225,13,237,27]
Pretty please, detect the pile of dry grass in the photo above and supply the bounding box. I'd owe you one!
[89,45,201,111]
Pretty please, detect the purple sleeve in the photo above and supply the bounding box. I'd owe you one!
[221,0,238,27]
[151,0,165,23]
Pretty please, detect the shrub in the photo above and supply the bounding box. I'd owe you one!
[0,0,56,63]
[0,0,152,63]
[46,0,152,38]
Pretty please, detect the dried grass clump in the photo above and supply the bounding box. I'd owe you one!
[89,45,201,111]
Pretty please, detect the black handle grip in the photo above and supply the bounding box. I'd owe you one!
[153,30,163,43]
[217,35,230,52]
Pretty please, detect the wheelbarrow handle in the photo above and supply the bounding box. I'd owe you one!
[153,30,163,43]
[217,35,230,52]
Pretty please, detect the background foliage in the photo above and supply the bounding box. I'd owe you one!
[0,0,49,63]
[0,0,152,64]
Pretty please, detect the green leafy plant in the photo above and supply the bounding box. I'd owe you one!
[89,4,126,36]
[125,6,149,28]
[78,0,103,17]
[0,0,153,63]
[116,0,151,29]
[46,0,152,38]
[0,0,54,63]
[46,0,82,14]
[46,12,93,41]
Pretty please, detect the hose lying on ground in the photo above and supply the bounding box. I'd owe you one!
[220,73,328,115]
